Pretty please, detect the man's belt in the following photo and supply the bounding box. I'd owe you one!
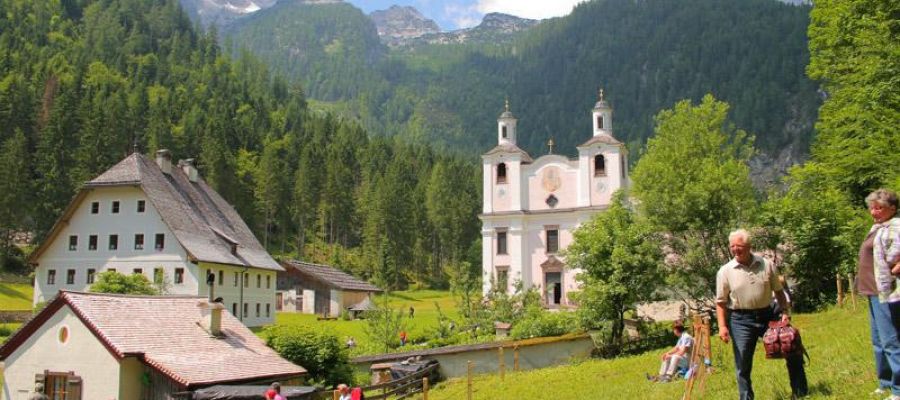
[730,307,770,314]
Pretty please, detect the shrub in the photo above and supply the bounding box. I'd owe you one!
[264,325,354,387]
[510,309,579,340]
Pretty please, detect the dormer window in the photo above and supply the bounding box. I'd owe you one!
[497,163,507,184]
[501,125,508,139]
[594,155,606,176]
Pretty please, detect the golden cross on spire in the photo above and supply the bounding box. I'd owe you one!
[505,97,510,112]
[548,137,555,154]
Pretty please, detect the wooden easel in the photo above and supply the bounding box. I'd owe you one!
[682,314,712,400]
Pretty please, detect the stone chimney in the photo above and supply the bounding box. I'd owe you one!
[181,158,199,183]
[156,149,172,175]
[197,300,225,337]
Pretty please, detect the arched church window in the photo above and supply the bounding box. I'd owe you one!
[497,163,507,184]
[597,116,604,130]
[594,155,606,176]
[501,125,508,139]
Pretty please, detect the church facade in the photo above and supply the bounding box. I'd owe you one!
[480,91,629,308]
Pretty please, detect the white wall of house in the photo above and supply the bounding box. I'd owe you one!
[33,186,191,304]
[302,289,315,314]
[1,305,122,400]
[196,262,277,327]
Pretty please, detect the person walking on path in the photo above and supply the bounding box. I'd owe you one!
[716,229,791,400]
[858,188,900,400]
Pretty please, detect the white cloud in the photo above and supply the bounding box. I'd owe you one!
[444,3,482,29]
[475,0,588,20]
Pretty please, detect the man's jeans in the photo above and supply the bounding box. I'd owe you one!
[728,308,771,400]
[869,295,900,395]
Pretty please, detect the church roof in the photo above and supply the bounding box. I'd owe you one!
[0,292,306,388]
[483,143,533,163]
[578,134,622,147]
[281,260,382,292]
[30,153,281,272]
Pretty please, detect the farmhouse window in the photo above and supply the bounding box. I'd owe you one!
[68,235,77,251]
[266,275,271,289]
[137,200,146,213]
[134,234,144,250]
[111,201,120,214]
[86,269,96,284]
[47,270,56,285]
[133,268,143,275]
[66,269,75,285]
[256,303,261,318]
[108,234,118,251]
[218,270,224,286]
[154,234,165,251]
[39,371,82,400]
[174,268,184,284]
[257,274,261,288]
[88,235,97,251]
[90,202,99,214]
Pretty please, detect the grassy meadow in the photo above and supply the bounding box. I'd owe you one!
[427,303,874,399]
[0,282,32,310]
[270,290,462,356]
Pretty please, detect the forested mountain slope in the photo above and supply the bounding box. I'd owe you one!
[0,0,480,288]
[223,0,818,173]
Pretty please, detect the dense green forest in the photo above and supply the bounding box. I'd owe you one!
[0,0,481,288]
[224,0,819,159]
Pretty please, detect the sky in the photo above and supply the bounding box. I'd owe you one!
[346,0,589,31]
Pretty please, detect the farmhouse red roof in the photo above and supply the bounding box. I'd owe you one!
[0,292,305,388]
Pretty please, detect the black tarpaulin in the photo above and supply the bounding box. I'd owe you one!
[191,385,317,400]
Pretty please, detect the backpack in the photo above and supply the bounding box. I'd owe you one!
[763,320,808,362]
[350,387,364,400]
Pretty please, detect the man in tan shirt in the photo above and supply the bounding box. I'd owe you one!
[716,229,791,400]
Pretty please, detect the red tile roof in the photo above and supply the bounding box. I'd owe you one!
[0,291,305,388]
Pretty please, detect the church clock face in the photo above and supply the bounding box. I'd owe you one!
[541,167,562,192]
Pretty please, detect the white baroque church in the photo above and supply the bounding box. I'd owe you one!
[480,90,629,308]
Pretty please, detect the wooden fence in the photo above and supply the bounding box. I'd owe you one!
[316,363,438,400]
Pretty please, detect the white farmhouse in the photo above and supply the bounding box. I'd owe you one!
[480,91,629,308]
[28,150,282,327]
[0,291,306,400]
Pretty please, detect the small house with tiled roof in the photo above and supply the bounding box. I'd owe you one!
[277,260,382,317]
[0,291,306,400]
[481,90,629,308]
[28,150,282,327]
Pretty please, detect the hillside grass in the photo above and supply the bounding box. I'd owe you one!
[428,303,874,399]
[0,282,32,310]
[270,290,460,356]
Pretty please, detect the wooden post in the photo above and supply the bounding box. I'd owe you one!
[513,346,520,371]
[333,390,339,400]
[498,346,505,380]
[848,273,857,310]
[467,361,473,400]
[423,377,429,400]
[837,274,844,307]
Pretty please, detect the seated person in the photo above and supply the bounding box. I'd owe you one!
[649,321,693,382]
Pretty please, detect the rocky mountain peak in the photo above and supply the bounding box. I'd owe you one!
[370,5,442,41]
[478,12,538,31]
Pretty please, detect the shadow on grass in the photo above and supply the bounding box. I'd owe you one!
[809,381,832,397]
[387,293,422,302]
[0,284,30,301]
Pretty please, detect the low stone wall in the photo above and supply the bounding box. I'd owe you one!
[351,334,595,379]
[0,310,32,323]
